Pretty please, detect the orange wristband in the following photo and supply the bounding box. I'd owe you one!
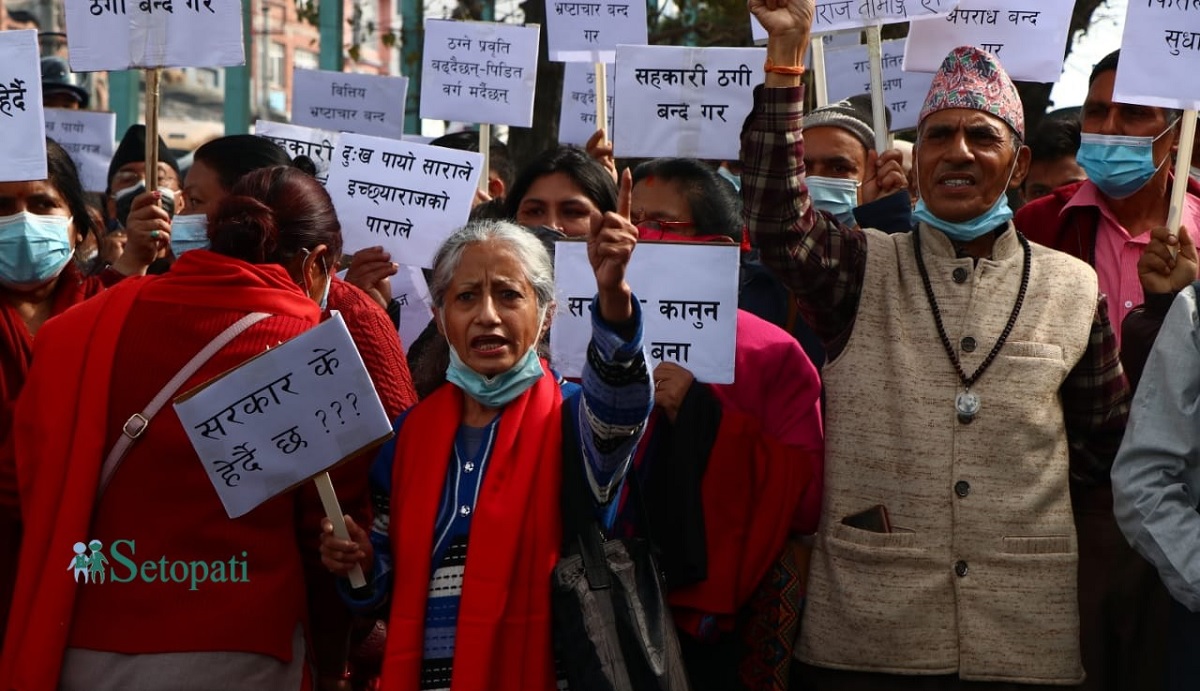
[764,58,805,75]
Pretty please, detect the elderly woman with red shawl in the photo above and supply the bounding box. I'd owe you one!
[319,175,652,690]
[0,139,163,648]
[1,166,350,690]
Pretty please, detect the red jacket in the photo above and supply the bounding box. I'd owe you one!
[1014,178,1200,263]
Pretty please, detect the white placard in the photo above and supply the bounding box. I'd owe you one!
[291,70,408,140]
[1113,1,1200,111]
[256,120,338,185]
[44,109,114,193]
[810,0,959,33]
[392,266,434,353]
[0,31,46,183]
[903,3,1072,83]
[66,0,244,71]
[822,39,934,131]
[559,63,615,146]
[173,312,393,519]
[325,132,483,268]
[551,241,739,384]
[614,45,764,159]
[420,19,540,128]
[546,0,648,63]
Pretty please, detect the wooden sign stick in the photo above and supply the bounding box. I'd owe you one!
[314,471,368,588]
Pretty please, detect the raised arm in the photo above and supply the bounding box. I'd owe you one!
[741,0,868,353]
[579,169,653,503]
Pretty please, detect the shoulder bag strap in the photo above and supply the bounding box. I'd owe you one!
[97,311,272,496]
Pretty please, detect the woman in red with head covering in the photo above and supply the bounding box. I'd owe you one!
[0,139,161,648]
[1,165,342,691]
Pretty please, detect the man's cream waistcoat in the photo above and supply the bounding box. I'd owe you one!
[797,223,1098,685]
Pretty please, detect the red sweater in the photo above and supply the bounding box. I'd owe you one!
[1014,177,1200,263]
[0,252,327,690]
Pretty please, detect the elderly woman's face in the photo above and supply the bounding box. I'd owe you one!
[515,172,603,238]
[438,240,545,378]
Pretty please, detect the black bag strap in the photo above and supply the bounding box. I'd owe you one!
[560,404,651,590]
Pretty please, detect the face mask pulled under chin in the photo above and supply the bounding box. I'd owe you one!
[441,307,548,408]
[912,155,1020,242]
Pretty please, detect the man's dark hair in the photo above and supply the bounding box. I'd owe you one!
[7,9,40,28]
[1089,50,1183,123]
[430,131,514,190]
[630,158,742,240]
[1028,117,1081,164]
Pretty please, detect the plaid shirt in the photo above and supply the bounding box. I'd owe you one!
[740,85,1129,486]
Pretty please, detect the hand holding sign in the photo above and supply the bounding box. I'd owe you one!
[1138,225,1198,295]
[861,149,908,206]
[112,190,170,276]
[319,514,373,578]
[589,169,638,324]
[585,129,618,184]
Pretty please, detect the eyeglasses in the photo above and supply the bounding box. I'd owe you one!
[633,218,695,233]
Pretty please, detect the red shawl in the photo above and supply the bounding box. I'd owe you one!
[0,263,109,649]
[0,251,318,691]
[383,363,564,691]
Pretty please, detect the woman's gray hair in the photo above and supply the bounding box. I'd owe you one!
[428,219,556,310]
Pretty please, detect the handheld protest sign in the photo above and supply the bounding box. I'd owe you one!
[1169,112,1198,238]
[420,19,540,128]
[255,120,339,185]
[811,0,957,33]
[551,241,740,383]
[559,62,615,146]
[324,133,483,268]
[146,68,162,191]
[822,39,935,132]
[0,31,47,183]
[391,266,434,355]
[173,312,394,521]
[45,109,117,193]
[1112,0,1200,237]
[865,25,888,152]
[811,38,830,108]
[903,3,1073,83]
[613,45,763,160]
[292,70,408,140]
[545,0,648,63]
[479,123,492,194]
[65,0,245,71]
[313,472,366,588]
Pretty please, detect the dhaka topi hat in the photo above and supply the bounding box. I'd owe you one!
[919,45,1024,141]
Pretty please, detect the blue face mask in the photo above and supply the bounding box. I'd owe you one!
[808,176,860,227]
[912,156,1018,242]
[171,214,209,256]
[1076,125,1174,200]
[0,211,74,288]
[442,308,547,407]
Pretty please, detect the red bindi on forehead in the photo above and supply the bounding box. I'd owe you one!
[645,175,655,187]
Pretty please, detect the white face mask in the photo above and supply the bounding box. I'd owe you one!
[1191,165,1200,184]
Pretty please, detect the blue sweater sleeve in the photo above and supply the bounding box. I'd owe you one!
[577,295,653,505]
[336,410,408,614]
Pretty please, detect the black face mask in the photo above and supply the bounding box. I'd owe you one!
[113,182,176,228]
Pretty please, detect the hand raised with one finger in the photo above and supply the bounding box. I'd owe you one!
[588,168,639,325]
